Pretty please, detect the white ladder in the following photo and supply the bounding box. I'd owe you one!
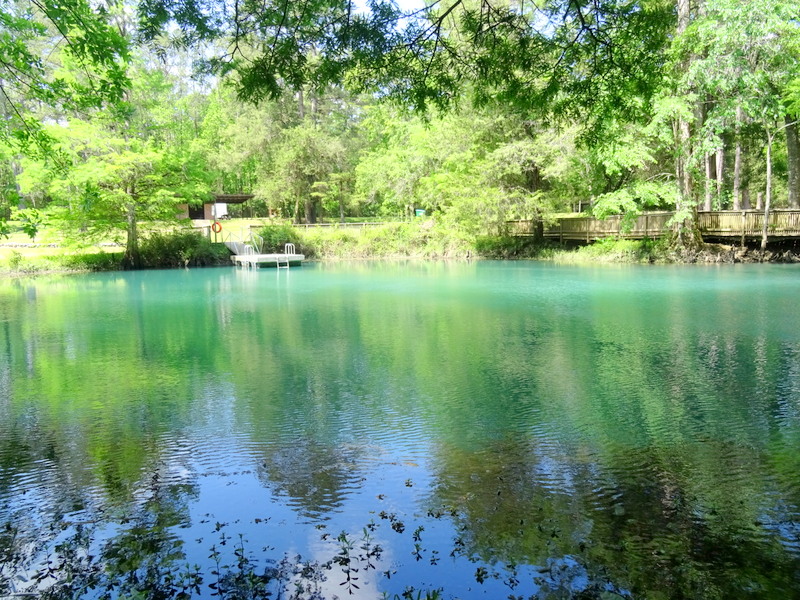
[277,243,294,269]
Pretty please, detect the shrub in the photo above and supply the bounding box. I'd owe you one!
[474,235,553,259]
[301,228,359,258]
[554,236,669,263]
[8,250,23,270]
[59,251,123,271]
[138,231,230,268]
[257,224,302,253]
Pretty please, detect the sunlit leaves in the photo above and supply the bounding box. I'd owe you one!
[0,0,129,155]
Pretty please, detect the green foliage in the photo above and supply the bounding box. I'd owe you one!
[556,237,669,263]
[4,0,798,257]
[786,78,800,116]
[14,208,43,240]
[262,221,474,259]
[22,121,179,232]
[17,57,215,269]
[0,0,128,156]
[7,250,23,271]
[260,122,346,223]
[257,223,302,253]
[354,105,570,233]
[198,85,280,196]
[138,231,230,268]
[474,235,551,259]
[2,249,123,274]
[57,251,123,271]
[298,228,359,258]
[138,0,673,133]
[592,181,679,231]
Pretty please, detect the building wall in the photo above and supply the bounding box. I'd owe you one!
[176,203,216,220]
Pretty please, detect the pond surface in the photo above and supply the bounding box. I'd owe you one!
[1,261,799,598]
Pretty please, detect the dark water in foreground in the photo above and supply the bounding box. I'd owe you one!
[1,261,799,598]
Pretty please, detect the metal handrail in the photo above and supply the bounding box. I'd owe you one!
[250,233,264,254]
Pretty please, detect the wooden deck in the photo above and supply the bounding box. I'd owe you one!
[508,210,800,242]
[232,253,305,268]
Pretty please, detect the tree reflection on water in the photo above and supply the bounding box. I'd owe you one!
[2,266,800,598]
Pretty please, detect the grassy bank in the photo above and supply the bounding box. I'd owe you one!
[256,222,677,263]
[1,220,786,275]
[549,237,669,264]
[256,221,477,259]
[0,247,123,275]
[0,230,230,275]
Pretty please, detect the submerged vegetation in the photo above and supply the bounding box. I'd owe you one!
[1,509,627,600]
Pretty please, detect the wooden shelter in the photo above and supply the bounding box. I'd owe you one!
[178,194,254,220]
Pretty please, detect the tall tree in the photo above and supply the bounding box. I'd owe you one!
[262,121,345,223]
[19,64,212,267]
[681,0,800,196]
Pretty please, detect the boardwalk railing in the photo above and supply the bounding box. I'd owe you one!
[509,210,800,242]
[287,220,409,230]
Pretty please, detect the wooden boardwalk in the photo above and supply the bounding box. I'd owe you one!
[508,210,800,243]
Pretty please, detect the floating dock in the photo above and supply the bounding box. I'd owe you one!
[232,253,305,268]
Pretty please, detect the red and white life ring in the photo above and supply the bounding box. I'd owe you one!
[211,221,222,233]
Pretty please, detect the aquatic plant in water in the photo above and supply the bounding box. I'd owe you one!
[1,508,630,600]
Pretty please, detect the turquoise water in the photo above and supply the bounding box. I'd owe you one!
[1,261,799,598]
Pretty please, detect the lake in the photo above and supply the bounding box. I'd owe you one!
[1,261,799,598]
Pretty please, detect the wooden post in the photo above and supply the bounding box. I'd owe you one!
[645,213,649,238]
[741,211,746,248]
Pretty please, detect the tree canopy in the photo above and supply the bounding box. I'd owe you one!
[0,0,128,155]
[2,0,800,261]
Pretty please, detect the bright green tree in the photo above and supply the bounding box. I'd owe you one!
[261,121,346,223]
[19,62,212,268]
[678,0,800,247]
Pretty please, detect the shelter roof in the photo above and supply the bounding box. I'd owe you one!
[214,194,254,204]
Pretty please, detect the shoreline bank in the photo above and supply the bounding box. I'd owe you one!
[3,224,800,277]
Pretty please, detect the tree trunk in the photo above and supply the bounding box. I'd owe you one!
[733,107,743,210]
[11,160,23,209]
[293,196,302,224]
[704,153,713,211]
[123,202,143,270]
[674,0,692,202]
[297,88,305,120]
[677,119,693,201]
[786,114,800,209]
[670,0,703,250]
[715,146,724,204]
[677,0,692,32]
[672,117,701,249]
[305,174,317,223]
[304,198,317,224]
[761,133,773,252]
